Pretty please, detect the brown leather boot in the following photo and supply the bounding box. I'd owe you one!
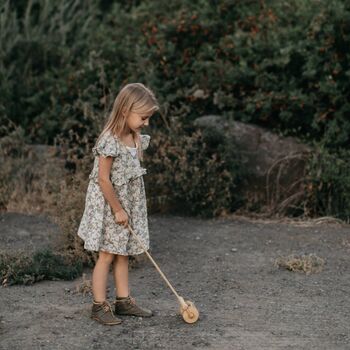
[91,300,122,325]
[114,296,153,317]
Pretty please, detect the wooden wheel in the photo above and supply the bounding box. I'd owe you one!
[180,300,199,324]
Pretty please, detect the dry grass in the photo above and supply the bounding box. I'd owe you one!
[275,253,325,275]
[48,170,96,267]
[266,152,309,215]
[1,144,95,263]
[227,212,347,227]
[0,126,96,284]
[74,273,92,296]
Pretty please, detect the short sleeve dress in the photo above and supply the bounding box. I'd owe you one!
[77,131,151,256]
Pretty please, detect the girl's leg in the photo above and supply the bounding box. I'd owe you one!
[113,254,153,317]
[92,251,115,302]
[112,255,129,297]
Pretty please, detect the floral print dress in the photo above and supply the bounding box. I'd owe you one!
[77,131,151,256]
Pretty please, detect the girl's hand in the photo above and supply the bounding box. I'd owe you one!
[114,208,128,227]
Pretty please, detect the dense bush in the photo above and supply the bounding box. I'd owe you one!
[0,249,83,286]
[133,0,350,149]
[144,120,244,217]
[303,146,350,221]
[2,0,349,146]
[0,122,68,212]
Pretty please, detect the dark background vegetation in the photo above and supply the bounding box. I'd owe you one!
[1,0,350,283]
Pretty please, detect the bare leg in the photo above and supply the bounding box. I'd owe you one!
[112,255,129,297]
[92,251,115,302]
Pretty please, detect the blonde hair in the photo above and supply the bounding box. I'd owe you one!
[97,83,159,160]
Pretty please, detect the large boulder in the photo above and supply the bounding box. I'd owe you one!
[194,115,311,212]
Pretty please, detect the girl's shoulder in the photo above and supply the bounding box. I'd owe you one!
[92,131,151,157]
[92,130,120,158]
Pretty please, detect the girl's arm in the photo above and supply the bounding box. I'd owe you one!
[98,156,123,214]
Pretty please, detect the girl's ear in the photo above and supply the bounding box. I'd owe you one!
[122,108,128,118]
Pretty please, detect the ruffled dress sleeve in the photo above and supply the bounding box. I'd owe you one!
[140,134,151,151]
[92,131,120,158]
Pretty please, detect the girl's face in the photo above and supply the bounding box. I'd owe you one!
[126,111,152,133]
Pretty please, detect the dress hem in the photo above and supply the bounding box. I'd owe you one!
[83,245,149,256]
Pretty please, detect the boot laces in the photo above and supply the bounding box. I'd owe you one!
[102,301,112,313]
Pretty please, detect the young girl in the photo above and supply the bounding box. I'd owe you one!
[77,83,159,325]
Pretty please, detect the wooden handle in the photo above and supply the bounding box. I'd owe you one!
[127,224,184,304]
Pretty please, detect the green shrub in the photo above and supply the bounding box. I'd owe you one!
[2,0,350,149]
[0,249,83,286]
[145,121,244,217]
[303,146,350,221]
[129,0,350,150]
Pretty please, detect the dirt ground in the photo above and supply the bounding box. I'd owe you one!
[0,213,349,350]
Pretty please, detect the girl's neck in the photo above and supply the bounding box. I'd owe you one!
[119,129,137,147]
[120,125,136,137]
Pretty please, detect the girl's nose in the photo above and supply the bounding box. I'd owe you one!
[144,119,149,126]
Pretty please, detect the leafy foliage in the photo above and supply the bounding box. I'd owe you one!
[145,120,244,217]
[304,146,350,221]
[2,0,349,146]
